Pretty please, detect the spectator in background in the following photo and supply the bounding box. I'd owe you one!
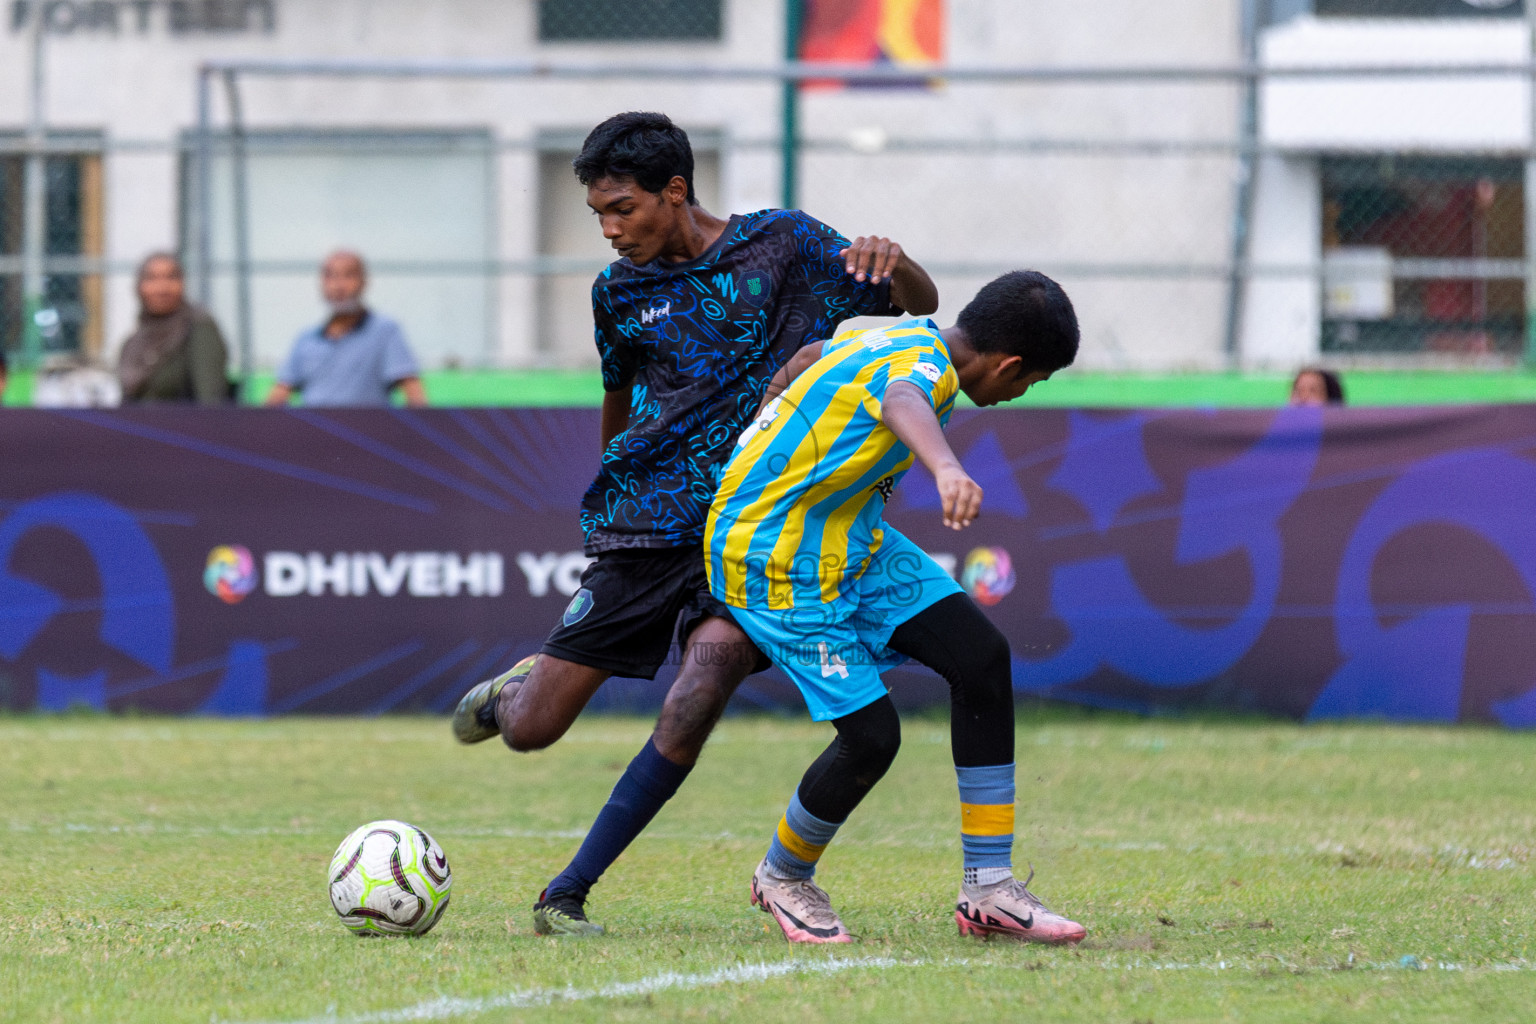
[118,252,231,405]
[1289,367,1345,407]
[265,250,426,407]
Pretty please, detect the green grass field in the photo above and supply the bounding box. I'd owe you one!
[3,712,1533,1023]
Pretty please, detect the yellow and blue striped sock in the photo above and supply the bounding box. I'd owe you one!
[957,763,1014,888]
[764,792,842,880]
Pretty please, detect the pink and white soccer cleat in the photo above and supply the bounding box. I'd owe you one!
[955,872,1086,944]
[751,859,853,944]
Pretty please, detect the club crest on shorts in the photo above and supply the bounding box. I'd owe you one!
[563,587,595,626]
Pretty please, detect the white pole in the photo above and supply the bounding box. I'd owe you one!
[1526,0,1536,365]
[20,2,48,367]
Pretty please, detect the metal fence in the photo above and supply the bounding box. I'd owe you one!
[7,45,1536,388]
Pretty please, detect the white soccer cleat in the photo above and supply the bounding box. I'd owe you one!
[750,859,853,944]
[955,871,1085,945]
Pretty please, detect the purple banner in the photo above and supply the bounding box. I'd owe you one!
[2,405,1534,725]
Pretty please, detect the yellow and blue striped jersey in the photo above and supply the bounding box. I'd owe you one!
[705,318,958,609]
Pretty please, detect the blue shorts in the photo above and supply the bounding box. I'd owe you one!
[729,528,963,721]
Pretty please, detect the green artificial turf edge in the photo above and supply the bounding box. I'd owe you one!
[9,368,1536,408]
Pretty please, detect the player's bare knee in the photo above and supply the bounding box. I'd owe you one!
[500,699,565,752]
[655,672,733,758]
[504,717,559,753]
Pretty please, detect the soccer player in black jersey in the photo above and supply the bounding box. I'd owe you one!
[452,111,938,935]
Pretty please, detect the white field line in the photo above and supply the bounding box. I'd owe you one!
[223,953,1536,1024]
[226,956,907,1024]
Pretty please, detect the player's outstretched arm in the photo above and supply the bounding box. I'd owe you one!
[882,380,982,530]
[840,237,938,315]
[756,340,825,414]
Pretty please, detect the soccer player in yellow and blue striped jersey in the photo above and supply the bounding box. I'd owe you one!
[705,271,1087,945]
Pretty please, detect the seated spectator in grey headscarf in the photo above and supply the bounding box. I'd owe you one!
[118,252,231,405]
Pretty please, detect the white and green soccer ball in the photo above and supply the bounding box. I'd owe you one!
[328,820,452,936]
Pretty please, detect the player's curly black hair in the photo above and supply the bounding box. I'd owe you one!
[572,111,697,205]
[957,270,1079,374]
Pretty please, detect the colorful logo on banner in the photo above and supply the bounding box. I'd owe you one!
[801,0,944,88]
[205,545,257,604]
[961,546,1015,606]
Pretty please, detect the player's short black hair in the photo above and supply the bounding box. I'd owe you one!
[573,111,697,205]
[957,270,1079,373]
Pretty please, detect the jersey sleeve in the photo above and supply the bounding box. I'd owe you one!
[877,343,959,413]
[379,320,421,386]
[592,277,638,392]
[788,212,904,320]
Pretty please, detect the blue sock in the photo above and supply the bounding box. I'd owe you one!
[956,763,1015,886]
[764,791,843,880]
[545,738,691,901]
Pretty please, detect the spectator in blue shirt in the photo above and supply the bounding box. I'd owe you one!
[265,250,426,407]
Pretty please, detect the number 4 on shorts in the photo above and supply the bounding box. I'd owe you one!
[818,642,849,679]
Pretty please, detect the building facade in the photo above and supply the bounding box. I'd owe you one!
[6,0,1516,377]
[1249,0,1532,366]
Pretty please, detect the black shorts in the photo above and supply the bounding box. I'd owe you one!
[541,547,761,680]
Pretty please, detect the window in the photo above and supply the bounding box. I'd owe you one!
[537,0,722,41]
[1314,0,1523,17]
[1321,156,1525,356]
[185,130,496,369]
[0,145,103,360]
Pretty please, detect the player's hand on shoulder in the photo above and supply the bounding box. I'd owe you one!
[840,236,905,285]
[934,464,983,531]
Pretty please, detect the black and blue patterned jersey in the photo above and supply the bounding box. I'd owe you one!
[580,208,903,554]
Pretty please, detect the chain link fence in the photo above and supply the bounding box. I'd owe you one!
[537,0,723,41]
[5,0,1536,388]
[173,67,1263,381]
[0,147,100,361]
[1321,156,1526,356]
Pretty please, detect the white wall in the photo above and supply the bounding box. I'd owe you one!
[1262,15,1530,150]
[1241,155,1321,368]
[204,139,496,369]
[796,0,1242,371]
[1247,12,1533,367]
[0,0,1246,372]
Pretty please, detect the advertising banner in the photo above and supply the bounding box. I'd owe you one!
[2,404,1534,725]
